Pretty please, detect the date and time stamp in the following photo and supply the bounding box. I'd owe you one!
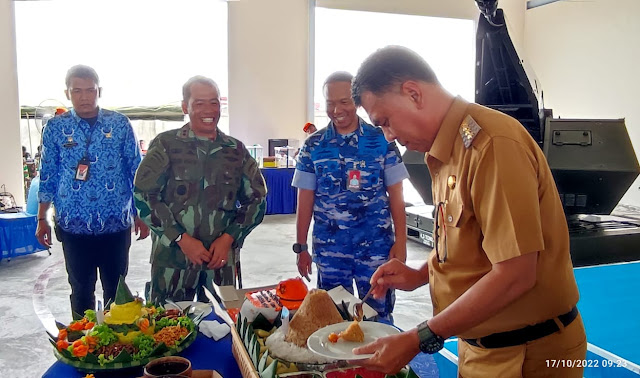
[546,359,628,368]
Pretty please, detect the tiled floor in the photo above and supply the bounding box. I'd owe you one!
[0,214,431,378]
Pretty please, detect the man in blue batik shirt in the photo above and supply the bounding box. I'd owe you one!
[36,65,149,318]
[292,71,409,321]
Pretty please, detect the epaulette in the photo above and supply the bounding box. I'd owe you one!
[459,115,482,148]
[178,128,190,138]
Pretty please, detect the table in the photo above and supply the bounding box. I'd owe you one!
[43,310,439,378]
[0,212,48,262]
[261,168,297,215]
[43,312,242,378]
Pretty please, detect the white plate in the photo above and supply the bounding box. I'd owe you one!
[307,321,400,360]
[170,301,213,318]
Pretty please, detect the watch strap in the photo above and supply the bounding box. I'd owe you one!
[292,243,308,254]
[417,321,445,354]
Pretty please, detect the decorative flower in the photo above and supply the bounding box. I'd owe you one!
[56,340,69,351]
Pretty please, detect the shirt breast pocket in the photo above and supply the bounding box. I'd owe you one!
[358,158,384,191]
[315,159,342,195]
[167,167,200,207]
[445,197,464,228]
[211,168,241,211]
[60,143,80,168]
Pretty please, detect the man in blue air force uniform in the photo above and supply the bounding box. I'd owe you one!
[292,71,409,321]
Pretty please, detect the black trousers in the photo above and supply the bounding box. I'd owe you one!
[57,226,131,318]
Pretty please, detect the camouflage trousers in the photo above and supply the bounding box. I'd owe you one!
[314,245,395,321]
[148,246,239,305]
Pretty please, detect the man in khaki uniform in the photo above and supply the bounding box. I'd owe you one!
[350,46,586,377]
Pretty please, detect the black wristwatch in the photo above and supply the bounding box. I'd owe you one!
[417,321,445,354]
[292,243,308,254]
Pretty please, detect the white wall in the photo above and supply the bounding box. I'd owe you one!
[500,0,526,56]
[524,0,640,206]
[0,1,25,206]
[227,0,312,152]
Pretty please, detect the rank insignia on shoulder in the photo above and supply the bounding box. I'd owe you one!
[459,115,481,148]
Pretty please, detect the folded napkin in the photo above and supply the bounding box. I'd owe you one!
[199,320,231,341]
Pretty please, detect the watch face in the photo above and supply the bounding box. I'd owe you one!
[420,338,444,354]
[418,322,444,354]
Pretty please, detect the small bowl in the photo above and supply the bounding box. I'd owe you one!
[144,356,192,377]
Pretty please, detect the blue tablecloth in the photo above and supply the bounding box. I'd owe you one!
[42,311,242,378]
[261,168,297,215]
[42,310,439,378]
[0,212,47,262]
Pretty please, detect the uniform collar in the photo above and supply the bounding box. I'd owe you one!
[325,116,367,139]
[178,123,235,146]
[70,107,102,125]
[428,96,469,164]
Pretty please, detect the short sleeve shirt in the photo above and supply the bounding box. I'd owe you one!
[292,119,409,232]
[426,97,580,339]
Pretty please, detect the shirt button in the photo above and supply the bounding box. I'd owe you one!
[447,215,453,222]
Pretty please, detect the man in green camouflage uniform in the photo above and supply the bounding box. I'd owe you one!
[134,76,266,304]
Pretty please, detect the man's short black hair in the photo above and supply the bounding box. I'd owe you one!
[65,65,100,88]
[323,71,354,90]
[182,75,220,103]
[352,46,439,106]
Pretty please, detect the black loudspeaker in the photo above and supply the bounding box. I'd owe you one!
[268,139,288,157]
[542,118,640,215]
[402,149,433,205]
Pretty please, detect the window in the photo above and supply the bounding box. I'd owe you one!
[314,8,475,127]
[15,0,228,154]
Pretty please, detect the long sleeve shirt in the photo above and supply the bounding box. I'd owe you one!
[133,124,266,269]
[38,108,140,235]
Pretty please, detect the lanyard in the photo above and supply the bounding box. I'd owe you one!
[76,118,98,159]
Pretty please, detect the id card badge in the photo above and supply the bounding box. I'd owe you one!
[75,158,90,181]
[347,169,361,191]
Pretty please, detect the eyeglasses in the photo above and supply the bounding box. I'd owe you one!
[434,201,448,263]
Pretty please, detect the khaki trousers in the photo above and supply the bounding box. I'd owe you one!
[458,314,587,378]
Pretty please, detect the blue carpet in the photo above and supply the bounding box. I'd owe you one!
[434,261,640,377]
[575,262,640,364]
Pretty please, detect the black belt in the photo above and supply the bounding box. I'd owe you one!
[463,306,579,349]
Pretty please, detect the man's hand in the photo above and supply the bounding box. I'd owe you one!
[352,330,421,374]
[388,242,406,263]
[296,250,312,281]
[177,233,211,265]
[369,259,427,300]
[35,220,52,248]
[133,217,150,240]
[207,233,234,270]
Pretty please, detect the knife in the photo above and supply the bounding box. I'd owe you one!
[203,286,234,326]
